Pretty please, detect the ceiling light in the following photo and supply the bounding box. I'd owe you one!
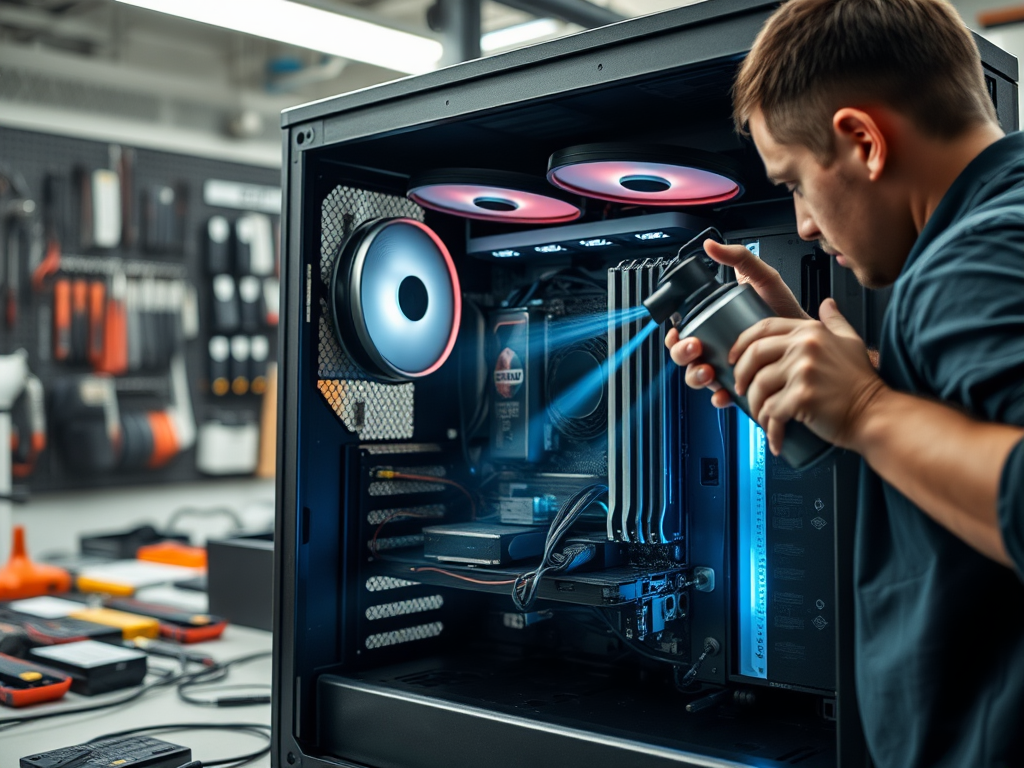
[481,19,561,53]
[114,0,443,75]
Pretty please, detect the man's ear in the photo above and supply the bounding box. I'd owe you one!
[832,107,888,181]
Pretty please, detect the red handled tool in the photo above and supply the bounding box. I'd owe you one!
[0,652,72,707]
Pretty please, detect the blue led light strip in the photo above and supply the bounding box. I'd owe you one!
[737,413,768,680]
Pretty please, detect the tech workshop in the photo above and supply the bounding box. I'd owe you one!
[1,1,1023,767]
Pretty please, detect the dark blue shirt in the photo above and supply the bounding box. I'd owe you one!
[856,131,1024,768]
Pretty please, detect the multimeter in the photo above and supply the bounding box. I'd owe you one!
[0,652,72,707]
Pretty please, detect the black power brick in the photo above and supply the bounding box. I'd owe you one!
[20,735,190,768]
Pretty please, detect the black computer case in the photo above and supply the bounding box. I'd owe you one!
[272,2,1019,766]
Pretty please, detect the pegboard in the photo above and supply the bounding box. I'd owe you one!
[0,125,280,492]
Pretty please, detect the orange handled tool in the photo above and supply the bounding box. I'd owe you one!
[88,280,106,367]
[52,278,71,362]
[71,278,88,363]
[96,272,127,376]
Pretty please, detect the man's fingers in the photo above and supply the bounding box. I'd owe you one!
[759,391,796,457]
[669,337,703,367]
[745,361,788,423]
[705,240,783,286]
[665,327,680,348]
[818,298,860,340]
[710,388,732,409]
[703,239,756,266]
[704,240,763,273]
[766,415,786,457]
[685,362,717,390]
[729,317,806,365]
[733,336,790,396]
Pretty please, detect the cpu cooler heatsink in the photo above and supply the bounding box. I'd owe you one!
[607,259,682,544]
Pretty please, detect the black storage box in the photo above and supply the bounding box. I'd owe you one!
[29,639,147,695]
[207,533,273,631]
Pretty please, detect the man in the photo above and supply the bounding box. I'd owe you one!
[667,1,1024,765]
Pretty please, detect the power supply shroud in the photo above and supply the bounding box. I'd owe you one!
[273,1,1019,766]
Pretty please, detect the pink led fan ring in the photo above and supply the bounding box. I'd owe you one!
[547,144,743,207]
[407,169,582,224]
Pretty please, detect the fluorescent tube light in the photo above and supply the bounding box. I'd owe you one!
[481,18,561,52]
[115,0,443,74]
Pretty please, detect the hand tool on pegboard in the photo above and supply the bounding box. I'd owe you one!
[88,279,106,367]
[112,145,136,250]
[12,375,45,479]
[96,270,127,375]
[32,174,63,293]
[0,168,39,332]
[209,336,230,396]
[250,335,269,395]
[77,165,120,251]
[126,277,142,371]
[230,335,250,395]
[1,199,36,331]
[52,277,71,362]
[71,278,88,364]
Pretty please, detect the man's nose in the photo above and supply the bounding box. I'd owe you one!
[794,196,821,242]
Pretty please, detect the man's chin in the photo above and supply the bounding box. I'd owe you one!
[851,265,894,290]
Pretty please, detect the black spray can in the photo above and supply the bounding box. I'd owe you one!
[644,228,832,470]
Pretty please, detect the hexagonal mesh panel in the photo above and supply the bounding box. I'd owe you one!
[368,465,449,497]
[365,576,421,592]
[365,621,444,650]
[317,377,414,441]
[367,504,446,525]
[368,533,425,552]
[365,595,445,621]
[317,186,424,440]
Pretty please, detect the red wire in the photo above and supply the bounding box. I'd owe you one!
[382,472,478,519]
[369,511,438,555]
[409,567,518,586]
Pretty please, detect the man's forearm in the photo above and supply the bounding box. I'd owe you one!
[850,387,1024,567]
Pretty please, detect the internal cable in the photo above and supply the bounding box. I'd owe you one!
[369,509,444,556]
[591,608,689,668]
[511,483,607,611]
[409,566,518,586]
[677,638,721,689]
[372,470,478,519]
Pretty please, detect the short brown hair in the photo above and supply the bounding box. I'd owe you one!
[733,0,998,161]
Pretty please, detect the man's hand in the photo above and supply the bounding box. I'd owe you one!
[666,239,808,408]
[730,298,886,456]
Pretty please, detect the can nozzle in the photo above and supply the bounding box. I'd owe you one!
[643,227,725,325]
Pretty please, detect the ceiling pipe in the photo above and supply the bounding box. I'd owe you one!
[493,0,623,30]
